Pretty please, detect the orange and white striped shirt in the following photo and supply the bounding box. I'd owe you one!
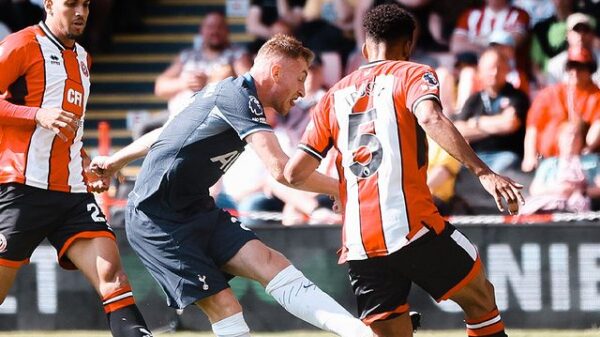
[300,60,446,262]
[0,22,91,193]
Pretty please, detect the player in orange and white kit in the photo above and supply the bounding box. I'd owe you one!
[0,1,152,336]
[285,4,524,337]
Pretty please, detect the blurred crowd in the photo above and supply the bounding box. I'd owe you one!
[0,0,147,52]
[164,0,600,224]
[3,0,600,223]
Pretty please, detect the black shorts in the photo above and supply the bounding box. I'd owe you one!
[348,223,481,325]
[0,183,115,270]
[125,201,258,309]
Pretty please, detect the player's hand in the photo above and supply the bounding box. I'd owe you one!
[478,171,525,215]
[34,108,79,142]
[87,175,110,193]
[90,155,122,178]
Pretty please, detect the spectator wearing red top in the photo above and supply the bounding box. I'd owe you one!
[522,46,600,172]
[546,13,600,86]
[450,0,530,55]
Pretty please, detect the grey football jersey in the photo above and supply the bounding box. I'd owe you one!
[131,74,272,218]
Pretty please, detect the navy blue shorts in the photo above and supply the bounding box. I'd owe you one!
[125,202,258,309]
[0,183,115,270]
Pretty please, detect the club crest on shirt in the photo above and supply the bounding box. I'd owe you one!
[80,60,89,77]
[421,72,439,91]
[249,95,267,123]
[249,95,263,116]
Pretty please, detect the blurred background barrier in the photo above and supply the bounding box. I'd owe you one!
[0,222,598,332]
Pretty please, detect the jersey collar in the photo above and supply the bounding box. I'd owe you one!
[242,73,258,95]
[359,60,389,69]
[38,21,75,51]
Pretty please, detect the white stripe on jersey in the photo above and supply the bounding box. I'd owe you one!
[25,35,64,189]
[333,85,365,258]
[374,75,410,255]
[68,124,86,192]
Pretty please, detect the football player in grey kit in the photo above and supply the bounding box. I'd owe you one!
[91,34,372,337]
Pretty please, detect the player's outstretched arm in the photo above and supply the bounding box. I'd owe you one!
[414,99,524,214]
[246,130,338,196]
[91,127,163,178]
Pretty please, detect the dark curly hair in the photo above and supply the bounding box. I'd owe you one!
[363,3,416,44]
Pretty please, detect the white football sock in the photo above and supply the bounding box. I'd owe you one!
[211,312,251,337]
[265,265,371,337]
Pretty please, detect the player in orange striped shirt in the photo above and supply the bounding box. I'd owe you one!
[0,1,152,336]
[286,4,524,337]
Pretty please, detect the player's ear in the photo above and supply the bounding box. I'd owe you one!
[44,0,53,15]
[271,63,282,83]
[404,38,413,58]
[361,42,368,60]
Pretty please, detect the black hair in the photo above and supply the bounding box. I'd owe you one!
[363,3,416,43]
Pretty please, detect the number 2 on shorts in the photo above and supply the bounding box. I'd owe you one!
[87,203,107,222]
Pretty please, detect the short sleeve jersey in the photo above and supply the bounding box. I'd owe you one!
[131,74,272,219]
[0,22,92,193]
[299,60,446,262]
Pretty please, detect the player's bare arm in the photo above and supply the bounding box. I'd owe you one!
[246,130,339,197]
[414,99,524,213]
[91,127,163,178]
[0,99,78,142]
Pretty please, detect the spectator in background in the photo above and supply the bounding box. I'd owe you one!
[489,30,530,94]
[522,121,600,214]
[531,0,575,75]
[574,0,600,41]
[513,0,556,26]
[450,0,530,55]
[295,0,355,74]
[546,13,600,86]
[246,0,305,55]
[155,12,252,117]
[523,46,600,172]
[454,48,530,173]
